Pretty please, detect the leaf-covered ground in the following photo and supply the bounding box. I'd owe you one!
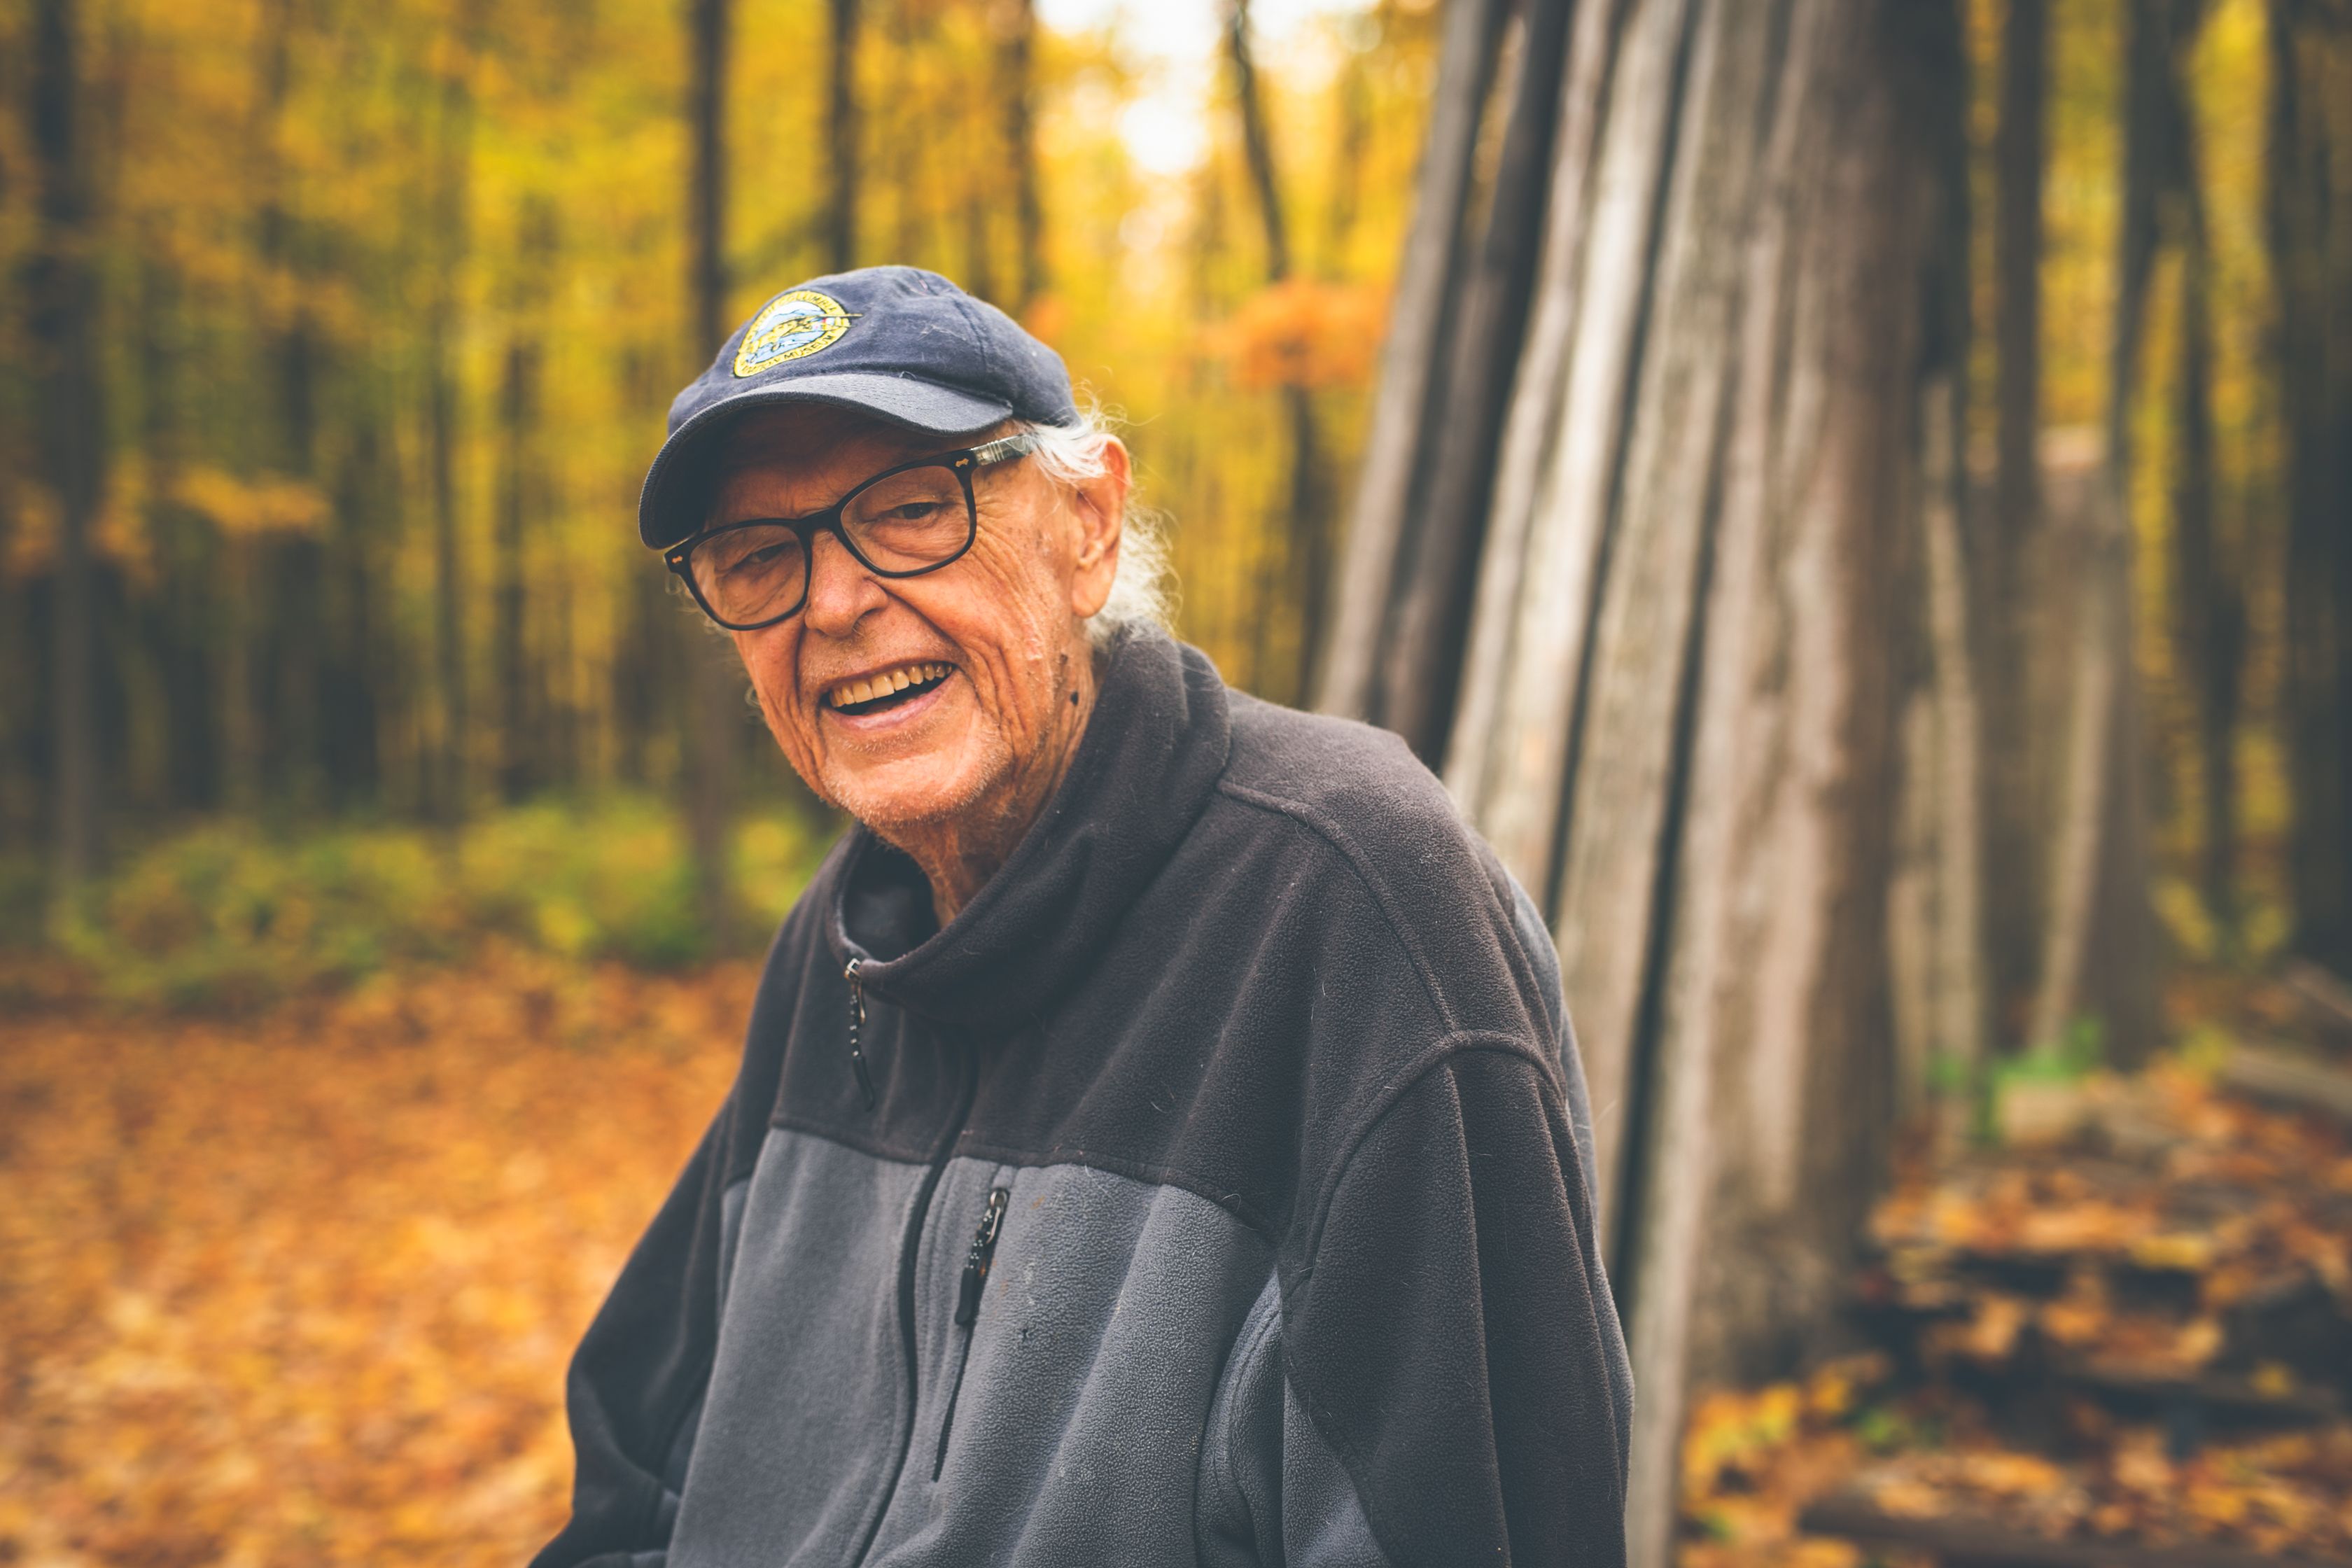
[0,955,749,1568]
[11,952,2351,1567]
[1680,1045,2352,1567]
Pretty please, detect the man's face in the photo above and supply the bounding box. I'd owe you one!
[707,406,1126,843]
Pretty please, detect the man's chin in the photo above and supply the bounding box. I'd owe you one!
[824,760,993,844]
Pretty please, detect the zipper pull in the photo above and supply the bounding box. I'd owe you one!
[954,1186,1011,1326]
[845,958,876,1110]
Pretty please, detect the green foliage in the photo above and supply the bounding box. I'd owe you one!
[52,797,831,1009]
[2011,1014,2106,1083]
[1853,1403,1931,1455]
[1978,1014,2106,1144]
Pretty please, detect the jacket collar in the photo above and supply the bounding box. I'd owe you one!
[823,626,1232,1035]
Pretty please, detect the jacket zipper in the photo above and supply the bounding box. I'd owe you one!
[932,1184,1010,1480]
[844,958,876,1109]
[846,1015,981,1568]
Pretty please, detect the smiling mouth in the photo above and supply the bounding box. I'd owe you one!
[826,661,956,717]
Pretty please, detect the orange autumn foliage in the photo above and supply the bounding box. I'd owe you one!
[0,955,750,1567]
[1205,279,1387,391]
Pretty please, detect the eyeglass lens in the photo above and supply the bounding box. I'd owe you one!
[690,463,972,626]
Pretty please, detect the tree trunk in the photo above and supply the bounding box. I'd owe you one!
[132,246,222,814]
[2268,0,2352,976]
[2003,0,2176,1070]
[1982,0,2050,1049]
[962,192,996,306]
[828,0,860,274]
[495,335,539,804]
[1328,3,1959,1561]
[323,413,386,808]
[997,0,1045,313]
[2170,212,2241,951]
[1317,0,1509,718]
[250,0,326,812]
[2117,0,2239,959]
[425,29,474,825]
[1889,36,1984,1128]
[1224,0,1331,703]
[1375,0,1576,758]
[26,0,106,904]
[2026,444,2159,1065]
[687,0,738,947]
[1322,38,1370,272]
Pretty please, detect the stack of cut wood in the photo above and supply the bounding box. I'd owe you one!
[1680,969,2352,1568]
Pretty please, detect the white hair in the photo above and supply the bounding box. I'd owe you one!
[1018,410,1174,649]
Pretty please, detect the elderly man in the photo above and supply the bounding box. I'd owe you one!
[534,267,1630,1568]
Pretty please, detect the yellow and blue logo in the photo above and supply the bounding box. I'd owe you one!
[734,290,857,377]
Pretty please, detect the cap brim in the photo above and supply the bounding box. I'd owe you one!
[638,373,1014,548]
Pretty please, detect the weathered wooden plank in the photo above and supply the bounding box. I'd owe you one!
[2283,959,2352,1038]
[1619,2,1940,1561]
[1377,0,1581,757]
[1315,0,1508,718]
[1446,0,1698,888]
[2220,1041,2352,1125]
[1547,0,1775,1241]
[1445,0,1631,802]
[1801,1493,2352,1568]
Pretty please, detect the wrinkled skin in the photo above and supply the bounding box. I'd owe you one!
[705,405,1129,924]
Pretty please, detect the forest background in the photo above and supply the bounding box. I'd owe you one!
[4,0,2350,1564]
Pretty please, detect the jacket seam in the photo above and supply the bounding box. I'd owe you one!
[1213,778,1465,1035]
[953,1138,1280,1239]
[767,1112,948,1169]
[1278,1040,1569,1567]
[634,1342,717,1550]
[1291,1032,1562,1282]
[1280,1348,1415,1568]
[1202,1277,1285,1542]
[756,1119,1278,1241]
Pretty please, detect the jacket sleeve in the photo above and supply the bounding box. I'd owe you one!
[1281,1044,1630,1567]
[530,1096,737,1568]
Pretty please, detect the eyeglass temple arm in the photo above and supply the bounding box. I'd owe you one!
[965,431,1040,468]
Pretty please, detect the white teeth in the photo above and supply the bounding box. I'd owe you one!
[830,662,951,709]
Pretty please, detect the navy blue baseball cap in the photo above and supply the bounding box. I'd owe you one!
[638,265,1079,549]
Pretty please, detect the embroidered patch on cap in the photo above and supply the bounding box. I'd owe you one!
[733,290,857,377]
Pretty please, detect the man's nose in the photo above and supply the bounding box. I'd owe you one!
[800,528,888,638]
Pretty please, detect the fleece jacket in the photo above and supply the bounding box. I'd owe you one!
[531,626,1633,1568]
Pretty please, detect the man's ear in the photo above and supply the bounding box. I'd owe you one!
[1066,436,1131,621]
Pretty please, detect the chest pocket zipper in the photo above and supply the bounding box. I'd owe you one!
[932,1184,1010,1480]
[845,959,876,1110]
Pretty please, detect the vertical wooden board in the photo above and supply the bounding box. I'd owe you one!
[1452,0,1699,891]
[1618,1,1930,1558]
[1890,684,1942,1117]
[1446,0,1634,813]
[1617,230,1773,1568]
[1550,0,1779,1231]
[1317,0,1508,718]
[1374,0,1581,755]
[2029,472,2157,1063]
[1618,0,1809,1546]
[1726,0,1917,1276]
[1921,374,1988,1086]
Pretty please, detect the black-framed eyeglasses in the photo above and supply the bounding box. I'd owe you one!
[666,433,1040,631]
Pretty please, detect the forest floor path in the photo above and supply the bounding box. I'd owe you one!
[0,956,751,1568]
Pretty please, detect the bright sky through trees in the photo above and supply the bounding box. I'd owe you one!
[1042,0,1376,173]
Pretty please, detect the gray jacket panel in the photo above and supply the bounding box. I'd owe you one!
[677,1141,1311,1567]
